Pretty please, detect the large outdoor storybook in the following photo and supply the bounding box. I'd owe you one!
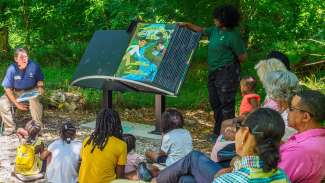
[71,23,201,96]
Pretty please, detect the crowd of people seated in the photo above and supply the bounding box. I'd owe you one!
[1,4,324,183]
[10,53,325,183]
[36,90,323,183]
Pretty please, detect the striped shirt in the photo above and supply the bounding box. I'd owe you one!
[213,156,290,183]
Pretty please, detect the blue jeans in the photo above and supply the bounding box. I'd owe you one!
[156,151,222,183]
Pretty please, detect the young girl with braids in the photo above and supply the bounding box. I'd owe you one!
[78,108,127,183]
[44,122,82,183]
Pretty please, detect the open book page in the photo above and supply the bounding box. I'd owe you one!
[115,23,175,82]
[16,90,40,102]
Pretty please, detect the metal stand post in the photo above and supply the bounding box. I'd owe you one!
[150,94,165,134]
[103,90,113,109]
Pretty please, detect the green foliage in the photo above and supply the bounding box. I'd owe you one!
[0,0,324,110]
[241,0,325,48]
[300,75,325,94]
[1,0,324,62]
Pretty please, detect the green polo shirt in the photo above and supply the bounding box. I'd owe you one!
[204,26,246,73]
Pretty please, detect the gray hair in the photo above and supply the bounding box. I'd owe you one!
[255,58,288,86]
[14,48,28,58]
[264,70,300,102]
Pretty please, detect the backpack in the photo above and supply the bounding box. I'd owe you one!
[15,142,38,175]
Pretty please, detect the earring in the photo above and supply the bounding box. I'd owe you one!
[241,141,244,145]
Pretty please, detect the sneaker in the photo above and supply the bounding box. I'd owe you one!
[137,162,152,181]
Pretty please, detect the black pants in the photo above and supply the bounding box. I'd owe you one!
[208,62,240,136]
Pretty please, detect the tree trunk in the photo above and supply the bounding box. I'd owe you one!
[0,27,9,59]
[22,0,31,49]
[239,0,253,47]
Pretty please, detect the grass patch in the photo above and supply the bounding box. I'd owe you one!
[0,46,324,111]
[300,75,325,93]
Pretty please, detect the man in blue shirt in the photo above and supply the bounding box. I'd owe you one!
[0,48,45,135]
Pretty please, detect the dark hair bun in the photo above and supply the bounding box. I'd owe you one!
[61,122,76,144]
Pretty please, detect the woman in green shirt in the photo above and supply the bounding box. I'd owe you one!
[182,5,247,141]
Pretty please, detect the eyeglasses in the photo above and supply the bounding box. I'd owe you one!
[235,120,264,136]
[288,105,314,117]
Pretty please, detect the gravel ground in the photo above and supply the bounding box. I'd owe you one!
[0,108,214,182]
[0,115,161,182]
[0,135,19,182]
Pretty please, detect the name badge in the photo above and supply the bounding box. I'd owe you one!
[14,75,21,80]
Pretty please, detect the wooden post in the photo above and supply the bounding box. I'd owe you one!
[150,94,165,134]
[103,89,113,109]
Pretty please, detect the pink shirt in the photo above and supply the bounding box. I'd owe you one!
[263,95,279,112]
[239,93,260,116]
[125,152,144,174]
[278,128,325,183]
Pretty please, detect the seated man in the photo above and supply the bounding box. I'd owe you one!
[0,48,45,135]
[279,90,325,182]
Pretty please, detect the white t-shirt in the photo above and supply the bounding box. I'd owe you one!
[161,128,193,166]
[46,139,82,183]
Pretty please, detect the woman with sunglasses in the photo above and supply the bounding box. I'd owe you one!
[152,108,290,183]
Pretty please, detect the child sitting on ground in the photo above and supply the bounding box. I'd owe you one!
[146,109,193,167]
[16,120,42,143]
[122,133,145,180]
[44,122,82,183]
[14,120,46,181]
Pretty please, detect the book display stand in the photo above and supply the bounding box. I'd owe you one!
[72,22,201,133]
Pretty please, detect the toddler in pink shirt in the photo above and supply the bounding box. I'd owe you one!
[122,134,144,180]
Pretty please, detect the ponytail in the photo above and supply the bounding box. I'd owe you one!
[244,108,285,172]
[255,137,280,172]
